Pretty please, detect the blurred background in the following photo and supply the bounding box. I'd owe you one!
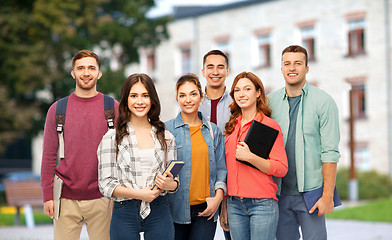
[0,0,391,233]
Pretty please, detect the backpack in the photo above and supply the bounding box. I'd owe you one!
[55,94,115,160]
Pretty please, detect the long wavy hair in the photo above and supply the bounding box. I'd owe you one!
[115,73,166,155]
[224,71,271,136]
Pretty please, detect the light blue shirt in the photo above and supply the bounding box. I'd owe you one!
[199,90,232,134]
[268,82,340,193]
[165,112,227,224]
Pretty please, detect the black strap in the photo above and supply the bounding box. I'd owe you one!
[55,96,69,133]
[104,94,115,129]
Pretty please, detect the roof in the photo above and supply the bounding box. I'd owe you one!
[173,0,274,19]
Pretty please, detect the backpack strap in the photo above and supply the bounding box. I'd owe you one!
[207,121,214,143]
[55,96,68,161]
[55,94,115,162]
[164,130,171,167]
[104,94,115,129]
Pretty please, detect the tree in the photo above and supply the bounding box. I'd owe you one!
[0,0,170,154]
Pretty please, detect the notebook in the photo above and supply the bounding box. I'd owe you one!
[236,120,279,170]
[303,186,342,214]
[152,160,185,190]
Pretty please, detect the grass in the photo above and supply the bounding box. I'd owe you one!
[0,208,52,227]
[0,199,391,226]
[327,198,392,222]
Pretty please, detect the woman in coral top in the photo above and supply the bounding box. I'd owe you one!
[221,72,288,240]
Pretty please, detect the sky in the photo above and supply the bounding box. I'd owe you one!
[148,0,243,17]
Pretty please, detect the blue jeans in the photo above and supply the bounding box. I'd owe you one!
[174,202,217,240]
[110,196,174,240]
[227,196,278,240]
[276,194,326,240]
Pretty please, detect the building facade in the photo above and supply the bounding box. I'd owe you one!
[126,0,392,174]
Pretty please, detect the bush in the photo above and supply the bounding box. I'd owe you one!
[335,168,392,200]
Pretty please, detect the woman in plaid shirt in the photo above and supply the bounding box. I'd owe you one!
[97,73,178,240]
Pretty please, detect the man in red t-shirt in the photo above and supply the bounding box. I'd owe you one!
[199,49,232,240]
[41,50,118,240]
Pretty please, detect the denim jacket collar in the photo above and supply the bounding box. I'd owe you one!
[174,111,212,131]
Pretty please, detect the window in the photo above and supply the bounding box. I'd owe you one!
[348,18,365,56]
[301,26,315,61]
[355,143,370,171]
[146,52,155,74]
[180,48,191,75]
[350,83,366,119]
[257,34,271,67]
[216,37,230,61]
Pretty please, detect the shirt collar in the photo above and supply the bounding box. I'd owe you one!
[203,87,229,101]
[283,81,309,100]
[174,111,209,129]
[235,112,263,125]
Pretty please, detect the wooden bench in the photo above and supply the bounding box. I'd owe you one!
[3,179,43,228]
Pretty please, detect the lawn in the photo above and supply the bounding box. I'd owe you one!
[0,198,391,226]
[327,198,392,222]
[0,207,52,226]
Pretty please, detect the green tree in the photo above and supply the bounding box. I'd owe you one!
[0,0,169,154]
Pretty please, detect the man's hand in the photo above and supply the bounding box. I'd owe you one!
[44,200,54,219]
[219,199,230,231]
[309,195,334,216]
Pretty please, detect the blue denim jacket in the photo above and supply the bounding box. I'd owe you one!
[165,112,227,224]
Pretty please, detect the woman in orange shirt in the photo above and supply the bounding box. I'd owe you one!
[221,72,288,240]
[165,74,227,240]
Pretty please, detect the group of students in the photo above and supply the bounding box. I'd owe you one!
[41,45,340,240]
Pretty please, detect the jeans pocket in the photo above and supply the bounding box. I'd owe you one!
[151,196,169,206]
[113,201,126,209]
[253,198,277,206]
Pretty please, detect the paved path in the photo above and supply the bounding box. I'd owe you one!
[0,219,391,240]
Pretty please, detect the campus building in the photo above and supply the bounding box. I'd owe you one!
[126,0,392,174]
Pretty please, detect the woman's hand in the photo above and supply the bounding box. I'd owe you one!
[154,172,178,191]
[136,187,161,203]
[235,142,253,162]
[198,189,224,220]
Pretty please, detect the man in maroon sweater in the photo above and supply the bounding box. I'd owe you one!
[41,50,118,240]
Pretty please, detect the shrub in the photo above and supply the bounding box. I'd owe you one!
[335,168,392,200]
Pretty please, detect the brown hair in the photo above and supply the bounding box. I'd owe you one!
[115,73,166,154]
[175,73,203,98]
[203,49,229,68]
[282,45,308,66]
[224,71,271,136]
[72,50,101,69]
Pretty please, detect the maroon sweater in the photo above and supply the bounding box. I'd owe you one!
[41,92,118,202]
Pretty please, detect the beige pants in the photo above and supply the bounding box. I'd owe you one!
[54,197,112,240]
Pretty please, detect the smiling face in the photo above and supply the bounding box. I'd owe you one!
[127,81,151,120]
[176,81,202,115]
[71,57,102,92]
[233,77,261,111]
[202,54,230,89]
[281,52,309,88]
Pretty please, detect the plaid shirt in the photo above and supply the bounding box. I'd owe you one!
[97,122,176,218]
